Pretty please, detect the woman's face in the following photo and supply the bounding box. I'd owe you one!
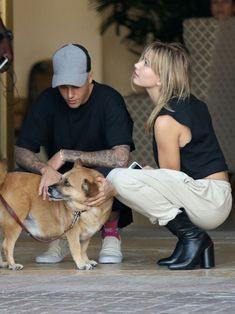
[211,0,235,19]
[133,53,161,89]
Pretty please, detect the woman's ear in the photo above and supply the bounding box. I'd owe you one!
[156,78,162,86]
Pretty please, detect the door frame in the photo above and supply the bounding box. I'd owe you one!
[0,0,14,169]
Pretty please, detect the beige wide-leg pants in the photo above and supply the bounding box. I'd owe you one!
[107,168,232,230]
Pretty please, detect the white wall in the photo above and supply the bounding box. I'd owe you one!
[13,0,102,97]
[13,0,138,98]
[102,26,138,96]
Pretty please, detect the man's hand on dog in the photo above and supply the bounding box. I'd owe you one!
[86,177,117,207]
[39,165,61,200]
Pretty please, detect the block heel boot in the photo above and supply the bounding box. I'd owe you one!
[165,211,215,270]
[157,241,183,266]
[157,208,185,266]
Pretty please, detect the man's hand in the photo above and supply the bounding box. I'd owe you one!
[39,165,61,200]
[86,177,117,207]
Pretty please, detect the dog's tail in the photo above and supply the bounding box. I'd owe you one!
[0,160,8,187]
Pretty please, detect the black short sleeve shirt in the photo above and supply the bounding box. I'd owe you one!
[153,95,228,179]
[17,81,134,171]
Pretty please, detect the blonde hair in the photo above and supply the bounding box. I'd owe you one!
[137,41,191,132]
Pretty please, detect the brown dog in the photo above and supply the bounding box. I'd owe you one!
[0,161,112,270]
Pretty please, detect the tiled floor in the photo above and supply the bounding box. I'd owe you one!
[1,224,235,313]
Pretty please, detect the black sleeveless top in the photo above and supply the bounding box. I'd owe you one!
[152,95,228,179]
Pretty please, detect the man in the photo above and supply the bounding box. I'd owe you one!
[15,43,134,264]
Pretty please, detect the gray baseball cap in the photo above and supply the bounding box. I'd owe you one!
[52,43,91,88]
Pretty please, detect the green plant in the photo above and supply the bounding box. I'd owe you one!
[90,0,211,53]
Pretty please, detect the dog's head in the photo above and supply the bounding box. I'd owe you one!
[48,162,102,204]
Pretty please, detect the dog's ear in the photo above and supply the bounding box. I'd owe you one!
[74,159,82,169]
[82,179,99,197]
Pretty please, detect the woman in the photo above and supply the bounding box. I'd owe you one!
[87,41,232,270]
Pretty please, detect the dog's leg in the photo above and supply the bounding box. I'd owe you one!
[0,229,7,268]
[3,226,24,270]
[66,231,94,270]
[80,239,98,267]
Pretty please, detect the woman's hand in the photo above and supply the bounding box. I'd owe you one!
[39,165,61,200]
[86,177,117,207]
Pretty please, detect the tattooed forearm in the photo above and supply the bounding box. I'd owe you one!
[63,145,130,168]
[15,146,47,174]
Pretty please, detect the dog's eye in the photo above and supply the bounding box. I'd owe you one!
[64,179,71,187]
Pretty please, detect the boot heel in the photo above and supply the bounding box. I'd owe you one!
[200,243,215,269]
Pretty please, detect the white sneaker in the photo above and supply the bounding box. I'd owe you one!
[98,236,123,264]
[35,239,70,264]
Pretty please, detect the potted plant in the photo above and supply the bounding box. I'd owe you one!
[90,0,211,53]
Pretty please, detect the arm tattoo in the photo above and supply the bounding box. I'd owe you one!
[63,145,130,168]
[15,146,47,174]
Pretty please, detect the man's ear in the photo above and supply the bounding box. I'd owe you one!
[88,71,93,84]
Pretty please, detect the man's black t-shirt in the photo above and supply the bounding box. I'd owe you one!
[17,81,134,173]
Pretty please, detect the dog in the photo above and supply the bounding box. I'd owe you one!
[0,161,113,270]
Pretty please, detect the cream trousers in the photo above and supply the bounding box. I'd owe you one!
[107,168,232,230]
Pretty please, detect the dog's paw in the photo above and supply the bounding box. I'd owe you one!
[8,263,24,271]
[88,260,98,267]
[0,262,8,268]
[78,263,94,270]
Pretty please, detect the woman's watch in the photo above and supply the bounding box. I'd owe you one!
[0,30,13,41]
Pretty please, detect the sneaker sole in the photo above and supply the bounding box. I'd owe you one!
[35,257,65,264]
[98,256,123,264]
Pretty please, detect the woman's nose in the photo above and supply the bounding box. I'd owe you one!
[135,61,142,69]
[134,62,139,70]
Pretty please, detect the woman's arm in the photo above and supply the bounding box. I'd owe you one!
[154,115,188,170]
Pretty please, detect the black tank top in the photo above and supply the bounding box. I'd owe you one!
[153,95,228,179]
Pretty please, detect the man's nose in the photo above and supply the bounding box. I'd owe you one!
[67,87,74,98]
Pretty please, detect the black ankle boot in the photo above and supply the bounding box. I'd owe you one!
[157,241,183,266]
[157,208,185,266]
[166,212,215,270]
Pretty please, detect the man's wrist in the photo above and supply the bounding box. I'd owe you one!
[40,164,52,175]
[63,149,82,163]
[59,149,65,162]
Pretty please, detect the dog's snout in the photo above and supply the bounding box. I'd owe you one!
[48,185,55,194]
